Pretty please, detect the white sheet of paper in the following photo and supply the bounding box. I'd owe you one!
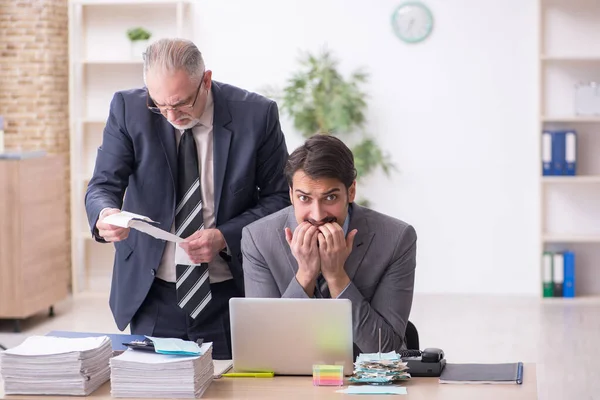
[102,211,153,227]
[111,344,213,364]
[5,336,110,356]
[103,211,183,243]
[130,220,183,243]
[213,359,233,378]
[175,243,199,265]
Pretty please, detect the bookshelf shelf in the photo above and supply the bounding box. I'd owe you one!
[542,176,600,183]
[541,295,600,303]
[543,235,600,244]
[541,55,600,62]
[542,116,600,123]
[69,0,193,293]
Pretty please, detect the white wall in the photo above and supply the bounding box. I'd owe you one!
[193,0,540,295]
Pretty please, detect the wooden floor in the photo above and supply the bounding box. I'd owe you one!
[0,293,597,400]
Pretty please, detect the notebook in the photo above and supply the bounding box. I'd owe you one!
[439,362,523,384]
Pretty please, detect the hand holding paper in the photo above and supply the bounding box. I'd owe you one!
[101,211,222,266]
[96,208,130,242]
[179,229,226,264]
[102,211,183,243]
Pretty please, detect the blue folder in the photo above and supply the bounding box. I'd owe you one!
[551,131,566,175]
[564,131,577,176]
[542,131,553,176]
[45,330,146,352]
[563,251,576,298]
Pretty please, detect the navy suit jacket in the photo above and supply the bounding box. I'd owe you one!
[85,81,290,331]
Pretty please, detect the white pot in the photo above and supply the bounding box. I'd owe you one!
[130,40,149,60]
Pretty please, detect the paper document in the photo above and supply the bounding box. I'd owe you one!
[4,335,110,356]
[175,244,199,266]
[103,211,199,265]
[109,343,214,398]
[213,360,233,378]
[0,335,113,396]
[111,342,212,364]
[357,351,400,362]
[103,211,183,243]
[336,386,407,395]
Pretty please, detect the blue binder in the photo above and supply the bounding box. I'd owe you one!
[542,131,553,176]
[551,131,566,175]
[564,131,577,176]
[563,251,575,298]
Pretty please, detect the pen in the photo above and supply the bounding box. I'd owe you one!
[222,372,274,378]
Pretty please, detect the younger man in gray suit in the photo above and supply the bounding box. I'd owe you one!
[241,134,417,355]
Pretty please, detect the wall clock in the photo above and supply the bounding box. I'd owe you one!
[391,2,434,44]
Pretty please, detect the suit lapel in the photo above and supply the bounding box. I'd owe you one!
[279,207,300,275]
[211,82,233,220]
[154,114,177,193]
[343,204,374,280]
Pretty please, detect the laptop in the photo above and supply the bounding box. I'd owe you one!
[229,298,354,376]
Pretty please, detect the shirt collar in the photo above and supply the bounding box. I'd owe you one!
[197,88,214,128]
[341,203,352,236]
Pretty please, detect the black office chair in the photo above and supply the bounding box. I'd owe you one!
[405,320,420,350]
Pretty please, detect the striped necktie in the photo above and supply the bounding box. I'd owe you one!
[175,128,212,320]
[315,273,330,298]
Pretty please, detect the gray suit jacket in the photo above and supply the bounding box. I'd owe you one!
[241,204,417,354]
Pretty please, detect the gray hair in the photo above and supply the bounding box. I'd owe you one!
[143,38,205,85]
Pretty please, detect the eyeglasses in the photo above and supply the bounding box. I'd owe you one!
[146,74,204,115]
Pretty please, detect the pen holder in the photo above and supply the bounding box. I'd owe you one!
[312,365,344,386]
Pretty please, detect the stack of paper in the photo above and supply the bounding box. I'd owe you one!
[350,351,410,384]
[110,342,214,398]
[0,335,112,396]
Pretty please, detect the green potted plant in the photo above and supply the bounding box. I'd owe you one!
[266,48,394,206]
[127,27,152,59]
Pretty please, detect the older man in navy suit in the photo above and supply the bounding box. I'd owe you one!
[85,38,290,359]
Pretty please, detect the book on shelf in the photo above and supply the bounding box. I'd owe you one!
[542,129,577,176]
[542,250,575,298]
